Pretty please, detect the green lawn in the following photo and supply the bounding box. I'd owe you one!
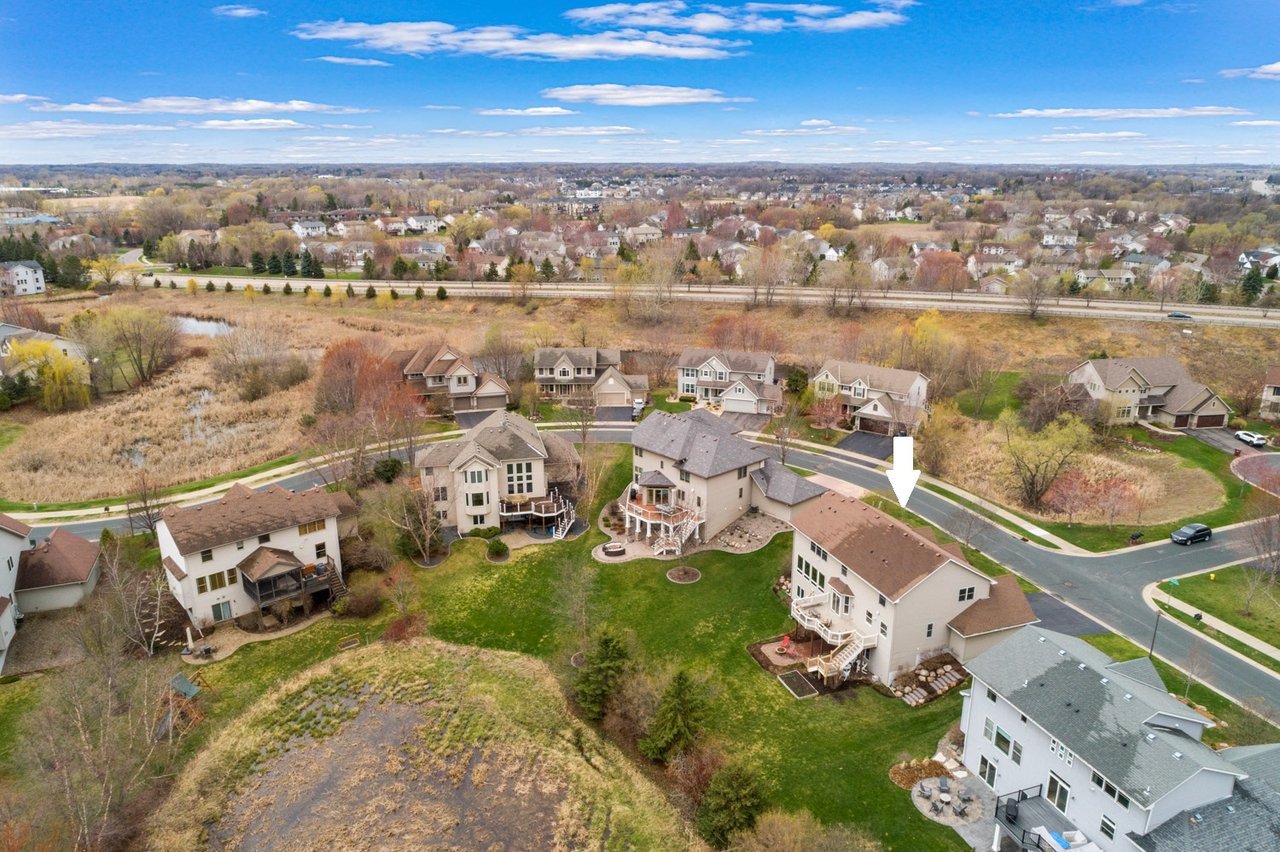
[0,421,24,454]
[1155,601,1280,676]
[1080,633,1280,748]
[919,481,1060,551]
[955,371,1023,420]
[649,391,692,416]
[0,677,41,779]
[1159,567,1280,653]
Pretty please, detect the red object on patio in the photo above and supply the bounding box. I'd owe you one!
[779,635,793,655]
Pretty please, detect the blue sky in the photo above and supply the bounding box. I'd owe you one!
[2,1,1278,164]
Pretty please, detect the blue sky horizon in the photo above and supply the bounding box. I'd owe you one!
[2,1,1278,165]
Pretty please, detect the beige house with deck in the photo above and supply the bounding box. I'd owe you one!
[1064,356,1230,429]
[810,360,930,434]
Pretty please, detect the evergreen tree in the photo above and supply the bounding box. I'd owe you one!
[485,261,499,281]
[361,255,376,279]
[434,259,449,280]
[346,283,356,298]
[288,196,300,211]
[436,285,447,300]
[299,250,314,278]
[142,237,157,260]
[638,670,708,761]
[951,238,961,252]
[696,764,766,849]
[205,281,215,292]
[225,281,234,293]
[574,629,629,720]
[267,253,282,275]
[282,251,298,277]
[324,192,338,211]
[391,256,410,279]
[389,287,399,300]
[283,282,293,296]
[1242,266,1265,303]
[539,257,556,282]
[365,284,376,299]
[1198,279,1221,304]
[685,238,700,262]
[323,284,333,298]
[250,250,266,274]
[60,255,87,288]
[261,283,271,295]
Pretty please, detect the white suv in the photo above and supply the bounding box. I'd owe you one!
[1235,430,1268,448]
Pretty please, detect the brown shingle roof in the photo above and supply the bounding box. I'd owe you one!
[790,492,963,600]
[163,556,186,581]
[17,529,100,590]
[236,546,304,582]
[948,579,1038,637]
[160,484,353,556]
[1266,366,1280,389]
[0,512,31,538]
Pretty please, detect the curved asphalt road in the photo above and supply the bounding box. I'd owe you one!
[35,426,1280,716]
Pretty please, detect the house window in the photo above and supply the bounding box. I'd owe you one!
[1011,742,1022,765]
[456,375,470,386]
[978,756,996,787]
[559,368,570,377]
[196,575,208,594]
[208,571,227,592]
[810,541,828,560]
[316,543,327,560]
[679,470,690,483]
[738,487,743,499]
[236,540,244,551]
[958,586,975,602]
[298,519,325,536]
[737,466,748,479]
[853,386,866,399]
[466,469,487,484]
[432,486,448,502]
[634,447,644,458]
[201,549,213,563]
[878,593,886,606]
[865,610,873,625]
[986,687,996,702]
[211,601,232,623]
[926,623,934,638]
[258,533,271,544]
[467,492,489,507]
[1099,816,1115,840]
[226,568,238,586]
[879,621,887,637]
[506,461,534,495]
[470,514,487,526]
[983,717,995,742]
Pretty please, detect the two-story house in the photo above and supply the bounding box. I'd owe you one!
[963,627,1276,852]
[789,492,1036,685]
[395,343,510,414]
[290,220,326,239]
[0,261,46,296]
[15,528,101,614]
[1064,357,1230,429]
[809,359,930,434]
[676,349,780,414]
[625,410,826,556]
[0,513,31,673]
[532,347,650,408]
[1261,365,1280,421]
[158,484,357,629]
[415,410,580,536]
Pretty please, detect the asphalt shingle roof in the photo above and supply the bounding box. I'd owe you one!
[630,411,767,478]
[676,347,773,374]
[160,484,356,556]
[749,458,827,507]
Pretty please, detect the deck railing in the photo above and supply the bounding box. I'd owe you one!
[995,786,1047,851]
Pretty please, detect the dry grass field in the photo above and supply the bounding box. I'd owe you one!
[149,639,702,851]
[2,286,1276,503]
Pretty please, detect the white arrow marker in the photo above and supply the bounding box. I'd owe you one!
[886,435,921,508]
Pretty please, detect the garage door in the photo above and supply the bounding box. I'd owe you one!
[596,389,629,407]
[859,418,892,435]
[722,395,755,414]
[1194,415,1226,428]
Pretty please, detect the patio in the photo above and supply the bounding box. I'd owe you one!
[911,774,995,849]
[593,508,790,563]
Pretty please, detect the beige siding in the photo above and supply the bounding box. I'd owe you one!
[881,561,993,683]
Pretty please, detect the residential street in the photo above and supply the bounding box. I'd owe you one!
[33,426,1280,716]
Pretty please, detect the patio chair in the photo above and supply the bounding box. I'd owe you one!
[917,784,932,798]
[779,635,794,655]
[952,803,968,818]
[938,777,951,794]
[929,801,943,815]
[959,790,973,804]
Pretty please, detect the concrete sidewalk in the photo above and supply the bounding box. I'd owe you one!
[1141,578,1280,677]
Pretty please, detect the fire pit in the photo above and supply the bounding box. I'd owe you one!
[666,566,701,584]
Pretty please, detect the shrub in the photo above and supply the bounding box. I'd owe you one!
[346,283,356,298]
[382,613,424,643]
[575,627,629,720]
[225,281,233,293]
[372,457,404,483]
[667,744,726,811]
[0,393,10,411]
[299,413,317,429]
[365,285,376,299]
[323,284,333,298]
[436,286,447,300]
[389,288,399,300]
[341,572,384,618]
[487,537,509,559]
[283,282,293,296]
[697,764,767,849]
[415,286,425,300]
[261,283,271,295]
[205,281,215,292]
[153,279,162,288]
[238,366,272,402]
[169,280,177,289]
[1229,416,1248,431]
[465,526,503,540]
[277,356,311,389]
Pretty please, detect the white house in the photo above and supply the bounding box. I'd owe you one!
[789,492,1036,686]
[810,360,929,434]
[15,528,100,613]
[962,627,1276,852]
[415,410,580,536]
[406,214,440,233]
[373,216,408,235]
[0,261,46,296]
[158,484,357,629]
[676,349,780,414]
[291,220,326,239]
[0,513,31,672]
[625,410,826,555]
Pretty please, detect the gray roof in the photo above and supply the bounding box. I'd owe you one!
[816,359,926,396]
[160,484,356,556]
[631,411,767,479]
[636,470,675,488]
[750,458,827,506]
[532,347,622,370]
[414,410,571,470]
[0,260,42,271]
[676,348,773,374]
[1081,357,1229,415]
[968,628,1242,810]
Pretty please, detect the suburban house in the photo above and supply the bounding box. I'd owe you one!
[962,626,1279,852]
[1263,366,1280,421]
[1077,268,1137,292]
[0,513,31,672]
[415,410,580,536]
[810,360,930,434]
[533,347,650,408]
[0,260,46,296]
[406,213,440,233]
[373,216,408,235]
[0,323,88,379]
[290,220,326,239]
[623,223,662,246]
[394,343,510,414]
[625,410,826,555]
[15,528,101,613]
[158,484,357,629]
[676,349,781,414]
[789,492,1036,685]
[1064,357,1231,429]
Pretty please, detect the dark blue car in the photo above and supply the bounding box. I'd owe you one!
[1170,523,1211,545]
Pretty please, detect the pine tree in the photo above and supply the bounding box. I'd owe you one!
[323,284,333,298]
[299,250,314,278]
[282,251,298,277]
[362,255,376,279]
[346,283,356,298]
[574,629,628,720]
[283,282,293,295]
[267,253,282,275]
[685,238,700,262]
[225,281,233,293]
[638,670,708,761]
[696,764,766,849]
[389,287,399,300]
[415,286,425,300]
[539,257,556,282]
[391,256,409,279]
[261,283,271,295]
[205,281,215,292]
[250,251,266,274]
[1242,267,1265,304]
[485,261,499,281]
[365,284,376,299]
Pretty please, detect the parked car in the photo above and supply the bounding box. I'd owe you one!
[1167,311,1193,320]
[1235,430,1268,448]
[1170,523,1212,545]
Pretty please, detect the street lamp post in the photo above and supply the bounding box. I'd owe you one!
[1148,610,1163,657]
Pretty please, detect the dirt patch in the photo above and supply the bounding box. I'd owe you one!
[4,609,86,674]
[666,566,701,584]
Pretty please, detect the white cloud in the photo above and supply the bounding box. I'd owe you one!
[1032,131,1146,141]
[421,104,461,110]
[212,5,266,17]
[428,128,513,137]
[32,96,370,115]
[321,123,373,129]
[520,125,645,136]
[563,2,909,33]
[294,19,746,60]
[541,83,750,106]
[800,118,832,126]
[0,94,48,104]
[1232,120,1280,126]
[312,56,391,66]
[1221,60,1280,81]
[475,106,579,116]
[993,106,1250,119]
[742,123,865,135]
[1181,78,1204,84]
[187,118,311,130]
[0,120,176,139]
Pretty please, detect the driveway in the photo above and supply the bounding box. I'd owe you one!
[836,431,892,460]
[453,410,494,430]
[1027,592,1107,636]
[1181,427,1268,456]
[594,406,634,423]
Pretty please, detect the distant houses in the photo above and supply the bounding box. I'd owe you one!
[0,261,46,296]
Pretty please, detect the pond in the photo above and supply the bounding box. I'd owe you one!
[176,315,233,337]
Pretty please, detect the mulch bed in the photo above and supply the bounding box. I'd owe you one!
[666,566,701,584]
[889,759,950,790]
[777,670,819,699]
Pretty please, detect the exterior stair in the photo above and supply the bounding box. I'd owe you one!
[326,564,349,605]
[806,634,869,681]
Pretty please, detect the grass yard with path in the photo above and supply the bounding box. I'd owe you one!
[1158,566,1280,654]
[1154,602,1280,677]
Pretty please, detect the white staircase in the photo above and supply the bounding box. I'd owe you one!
[651,507,703,556]
[806,632,877,682]
[552,500,576,539]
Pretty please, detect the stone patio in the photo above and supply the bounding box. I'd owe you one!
[911,773,996,849]
[593,509,789,563]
